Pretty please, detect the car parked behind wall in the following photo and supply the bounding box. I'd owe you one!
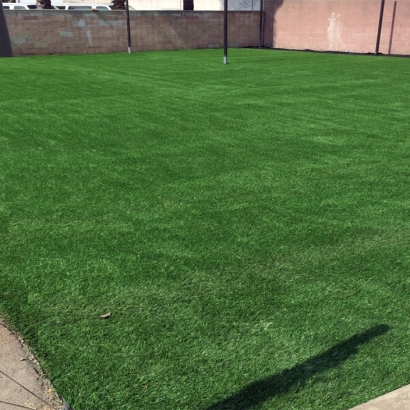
[2,2,110,10]
[54,3,111,10]
[2,3,30,9]
[2,3,59,9]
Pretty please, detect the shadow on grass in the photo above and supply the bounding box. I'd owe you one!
[206,324,390,410]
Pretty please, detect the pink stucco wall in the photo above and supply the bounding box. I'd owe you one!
[5,10,259,56]
[265,0,410,54]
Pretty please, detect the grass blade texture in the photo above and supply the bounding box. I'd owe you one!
[1,49,410,409]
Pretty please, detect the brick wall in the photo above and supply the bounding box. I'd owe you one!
[265,0,410,55]
[5,10,260,56]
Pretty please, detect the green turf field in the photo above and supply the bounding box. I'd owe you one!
[1,49,410,409]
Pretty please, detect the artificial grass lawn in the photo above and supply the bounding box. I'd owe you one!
[0,48,410,409]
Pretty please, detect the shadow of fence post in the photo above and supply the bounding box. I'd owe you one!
[262,0,285,48]
[205,324,390,410]
[0,2,13,57]
[388,1,397,54]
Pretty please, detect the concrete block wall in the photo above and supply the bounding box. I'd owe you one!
[5,10,259,56]
[265,0,410,55]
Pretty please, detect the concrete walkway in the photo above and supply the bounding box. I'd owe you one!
[0,319,61,410]
[349,385,410,410]
[1,318,409,410]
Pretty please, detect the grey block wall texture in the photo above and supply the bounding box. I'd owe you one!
[4,10,260,56]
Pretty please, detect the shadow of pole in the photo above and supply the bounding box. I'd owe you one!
[0,2,13,57]
[388,1,397,55]
[262,0,285,48]
[205,324,390,410]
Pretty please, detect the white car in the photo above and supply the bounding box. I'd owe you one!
[3,3,60,8]
[2,3,31,9]
[54,3,111,10]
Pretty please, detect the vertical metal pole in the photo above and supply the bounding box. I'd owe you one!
[223,0,228,64]
[125,0,132,53]
[0,1,13,57]
[375,0,385,54]
[258,0,264,47]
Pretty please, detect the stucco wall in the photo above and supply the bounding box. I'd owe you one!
[5,10,259,56]
[265,0,410,54]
